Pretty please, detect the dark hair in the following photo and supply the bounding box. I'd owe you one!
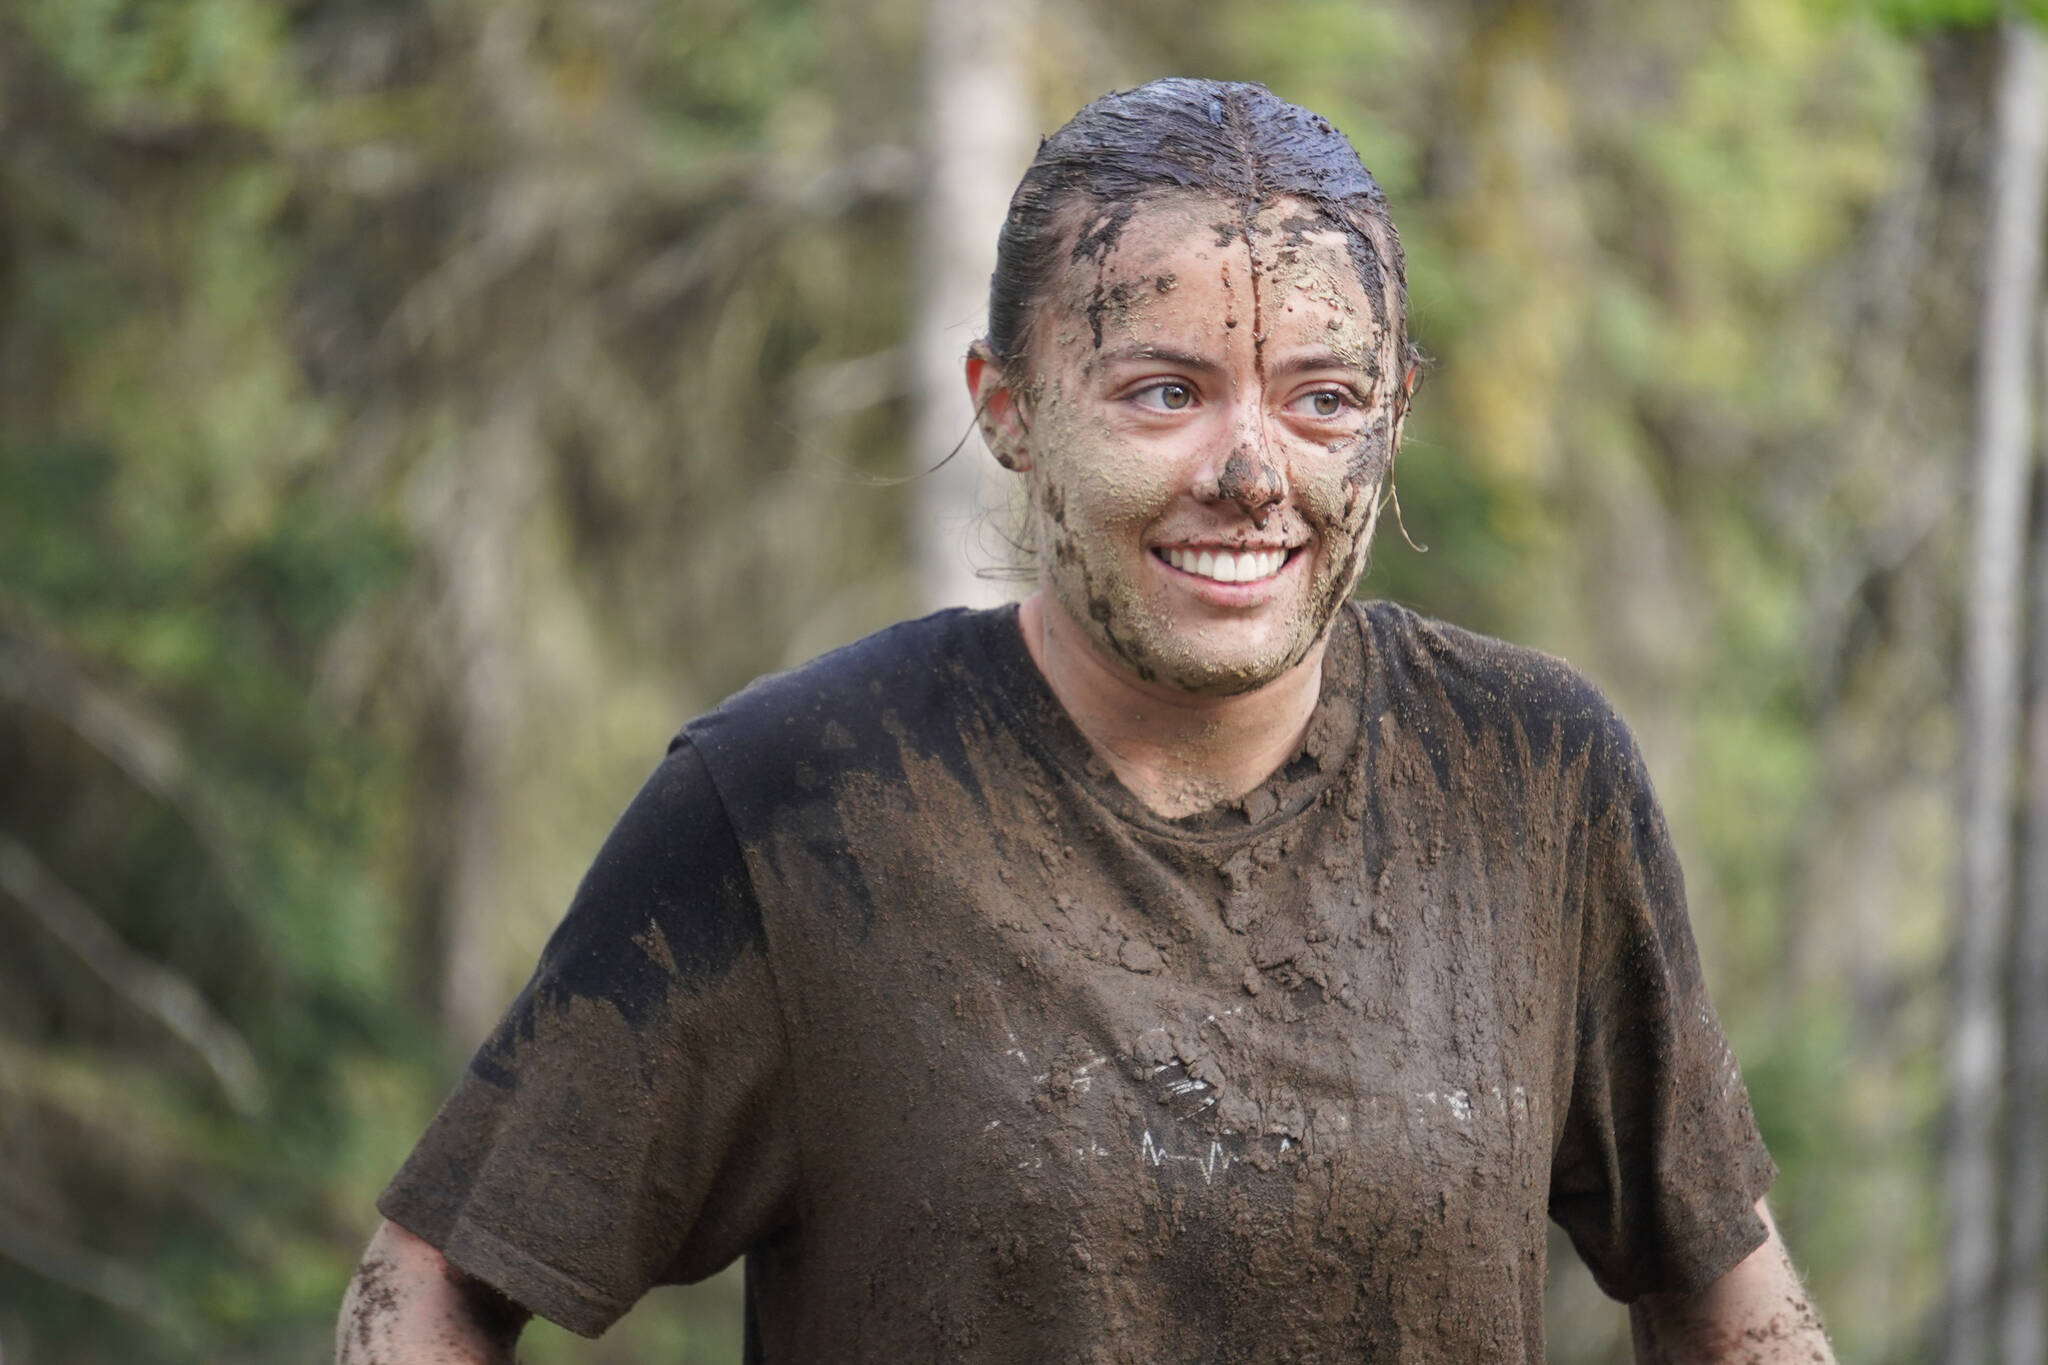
[986,78,1421,418]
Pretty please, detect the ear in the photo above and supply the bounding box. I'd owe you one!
[1388,356,1419,450]
[965,342,1032,472]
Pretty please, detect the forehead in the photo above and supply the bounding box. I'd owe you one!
[1044,193,1389,364]
[1099,194,1354,265]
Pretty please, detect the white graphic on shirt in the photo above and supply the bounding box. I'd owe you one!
[1140,1129,1236,1184]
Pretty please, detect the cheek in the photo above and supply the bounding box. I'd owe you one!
[1292,439,1380,540]
[1297,413,1394,536]
[1031,427,1176,535]
[1345,415,1395,488]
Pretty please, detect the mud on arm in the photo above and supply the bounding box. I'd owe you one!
[335,1219,531,1365]
[1627,1199,1835,1365]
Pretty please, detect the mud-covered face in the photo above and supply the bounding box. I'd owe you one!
[1010,192,1402,696]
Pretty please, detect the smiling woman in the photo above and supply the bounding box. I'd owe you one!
[975,194,1394,701]
[339,79,1833,1364]
[972,82,1418,710]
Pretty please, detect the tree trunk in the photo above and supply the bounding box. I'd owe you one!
[911,0,1032,611]
[435,391,538,1057]
[2006,296,2048,1365]
[1947,18,2047,1365]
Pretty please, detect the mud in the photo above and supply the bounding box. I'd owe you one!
[382,603,1778,1361]
[1015,191,1399,697]
[1071,203,1140,268]
[1631,1288,1832,1363]
[337,1244,526,1364]
[339,1251,398,1362]
[1213,446,1284,523]
[726,603,1775,1359]
[1237,199,1268,378]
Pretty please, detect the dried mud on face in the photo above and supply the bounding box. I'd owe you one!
[1018,191,1400,697]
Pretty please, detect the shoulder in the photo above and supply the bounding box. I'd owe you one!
[1352,600,1642,797]
[684,606,1000,825]
[690,608,984,741]
[468,736,766,1089]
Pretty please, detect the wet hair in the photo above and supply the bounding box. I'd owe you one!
[986,78,1422,419]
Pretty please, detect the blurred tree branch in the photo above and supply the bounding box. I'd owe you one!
[0,837,263,1116]
[0,1213,164,1327]
[0,625,252,918]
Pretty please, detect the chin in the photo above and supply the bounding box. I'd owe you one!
[1127,629,1317,697]
[1045,566,1329,695]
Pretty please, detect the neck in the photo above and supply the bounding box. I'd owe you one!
[1016,592,1332,819]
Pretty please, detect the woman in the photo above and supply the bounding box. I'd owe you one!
[338,80,1832,1363]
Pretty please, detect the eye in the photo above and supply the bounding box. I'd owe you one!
[1287,388,1357,420]
[1131,381,1196,412]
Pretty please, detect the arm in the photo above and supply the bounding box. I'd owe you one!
[1628,1199,1834,1364]
[335,1219,531,1365]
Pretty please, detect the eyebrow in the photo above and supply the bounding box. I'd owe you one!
[1084,342,1383,381]
[1265,348,1382,379]
[1087,344,1221,372]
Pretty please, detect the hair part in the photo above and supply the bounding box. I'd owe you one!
[985,78,1423,418]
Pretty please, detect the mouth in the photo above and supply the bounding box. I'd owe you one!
[1153,545,1294,585]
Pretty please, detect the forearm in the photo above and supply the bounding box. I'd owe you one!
[1628,1199,1834,1364]
[336,1219,531,1365]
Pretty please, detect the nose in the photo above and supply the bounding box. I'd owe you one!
[1204,416,1289,527]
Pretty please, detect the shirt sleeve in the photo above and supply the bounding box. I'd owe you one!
[1547,712,1778,1302]
[378,738,801,1337]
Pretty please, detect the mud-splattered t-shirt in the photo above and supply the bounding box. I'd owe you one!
[381,602,1777,1362]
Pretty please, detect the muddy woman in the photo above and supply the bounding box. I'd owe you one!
[337,79,1835,1363]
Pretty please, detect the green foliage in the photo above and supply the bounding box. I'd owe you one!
[0,0,1973,1360]
[13,0,293,131]
[1865,0,2000,32]
[1853,0,2048,31]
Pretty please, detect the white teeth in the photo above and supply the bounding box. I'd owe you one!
[1162,547,1288,583]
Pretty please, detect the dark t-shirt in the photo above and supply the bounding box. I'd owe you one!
[380,602,1777,1362]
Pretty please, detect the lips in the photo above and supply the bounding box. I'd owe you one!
[1156,546,1291,584]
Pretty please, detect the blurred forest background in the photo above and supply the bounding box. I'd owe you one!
[4,0,2048,1360]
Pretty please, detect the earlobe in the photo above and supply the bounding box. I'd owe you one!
[965,344,1033,472]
